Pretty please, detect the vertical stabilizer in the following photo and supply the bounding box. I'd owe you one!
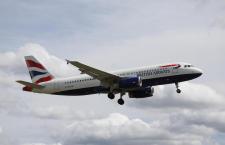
[24,56,54,84]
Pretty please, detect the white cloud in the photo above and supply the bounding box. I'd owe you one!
[29,106,98,120]
[0,126,14,145]
[128,82,225,110]
[54,113,217,145]
[180,110,225,133]
[0,88,28,115]
[0,43,81,99]
[0,43,78,78]
[0,42,225,145]
[0,43,225,145]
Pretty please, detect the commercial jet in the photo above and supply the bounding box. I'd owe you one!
[17,56,203,105]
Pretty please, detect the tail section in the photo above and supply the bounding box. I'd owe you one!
[25,56,54,84]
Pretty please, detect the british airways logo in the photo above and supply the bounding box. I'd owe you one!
[25,56,54,84]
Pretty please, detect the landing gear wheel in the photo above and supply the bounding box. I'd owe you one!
[117,98,124,105]
[176,89,181,94]
[175,82,181,94]
[108,92,115,99]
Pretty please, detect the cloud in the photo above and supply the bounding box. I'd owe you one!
[0,42,225,145]
[53,113,217,145]
[0,126,14,145]
[128,82,225,110]
[29,106,98,120]
[0,87,29,115]
[180,110,225,133]
[0,43,225,145]
[0,43,80,92]
[0,43,78,78]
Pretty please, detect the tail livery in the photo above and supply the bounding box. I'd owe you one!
[25,56,54,84]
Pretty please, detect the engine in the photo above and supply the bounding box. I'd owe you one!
[119,76,142,89]
[128,87,154,98]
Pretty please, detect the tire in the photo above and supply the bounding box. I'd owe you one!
[117,98,124,105]
[176,89,181,94]
[108,92,115,99]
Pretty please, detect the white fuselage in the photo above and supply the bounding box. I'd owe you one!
[35,62,202,95]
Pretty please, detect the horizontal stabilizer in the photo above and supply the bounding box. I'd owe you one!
[16,80,45,89]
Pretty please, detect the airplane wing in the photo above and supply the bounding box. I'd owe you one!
[16,80,45,89]
[66,60,121,87]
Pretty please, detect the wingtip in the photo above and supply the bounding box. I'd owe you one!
[16,80,22,83]
[66,59,80,65]
[66,59,70,64]
[16,80,26,86]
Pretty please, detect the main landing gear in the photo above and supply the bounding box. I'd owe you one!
[175,82,181,93]
[117,92,125,105]
[108,92,115,99]
[107,92,125,105]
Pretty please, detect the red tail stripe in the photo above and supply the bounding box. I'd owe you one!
[35,75,53,84]
[26,60,46,70]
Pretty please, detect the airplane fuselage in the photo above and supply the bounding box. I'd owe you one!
[33,63,202,96]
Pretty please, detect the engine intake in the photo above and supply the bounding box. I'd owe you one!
[119,76,142,89]
[129,87,154,98]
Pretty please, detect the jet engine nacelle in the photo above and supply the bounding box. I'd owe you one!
[128,87,154,98]
[119,76,142,89]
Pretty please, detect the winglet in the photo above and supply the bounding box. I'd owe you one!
[66,59,71,64]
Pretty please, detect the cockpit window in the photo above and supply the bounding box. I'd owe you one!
[184,65,193,68]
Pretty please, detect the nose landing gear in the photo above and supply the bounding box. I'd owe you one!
[175,82,181,93]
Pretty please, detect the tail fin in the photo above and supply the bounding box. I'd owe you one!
[25,56,54,84]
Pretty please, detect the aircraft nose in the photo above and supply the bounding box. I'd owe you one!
[194,68,203,77]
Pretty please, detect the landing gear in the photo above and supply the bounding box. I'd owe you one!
[175,82,181,94]
[117,92,125,105]
[176,89,181,93]
[108,92,115,99]
[107,91,125,105]
[118,98,124,105]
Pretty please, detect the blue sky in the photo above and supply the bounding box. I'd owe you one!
[0,0,225,145]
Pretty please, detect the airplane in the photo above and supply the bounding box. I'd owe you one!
[16,56,203,105]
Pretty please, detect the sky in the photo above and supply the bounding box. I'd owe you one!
[0,0,225,145]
